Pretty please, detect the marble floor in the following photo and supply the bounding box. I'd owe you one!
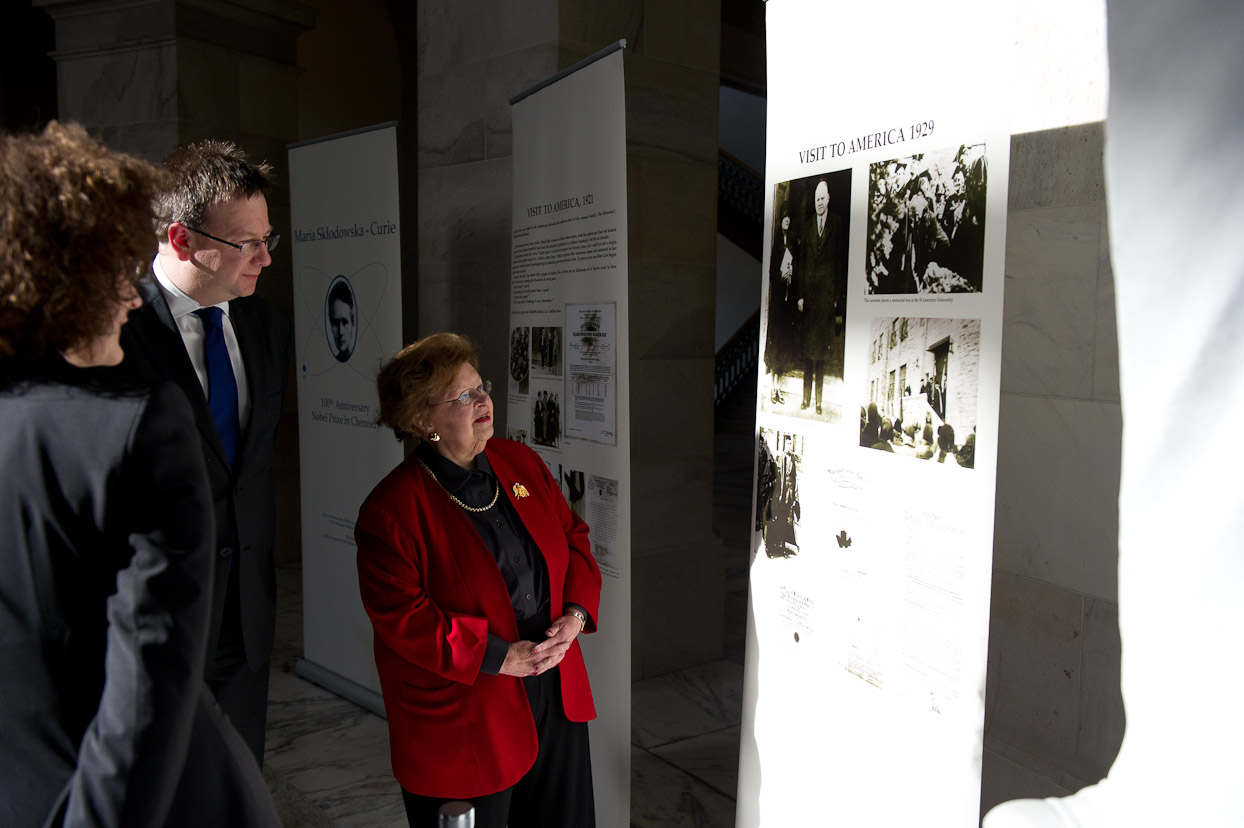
[263,568,748,828]
[261,397,756,827]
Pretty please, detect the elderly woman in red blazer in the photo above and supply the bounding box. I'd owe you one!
[356,332,601,828]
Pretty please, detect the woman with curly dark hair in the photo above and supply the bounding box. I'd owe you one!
[0,122,278,827]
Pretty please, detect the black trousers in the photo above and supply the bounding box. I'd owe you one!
[205,557,270,766]
[401,667,595,828]
[802,357,826,407]
[205,642,270,765]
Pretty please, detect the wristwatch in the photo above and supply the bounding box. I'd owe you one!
[566,607,587,632]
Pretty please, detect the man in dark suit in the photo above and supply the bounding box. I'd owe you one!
[794,179,845,414]
[121,140,292,765]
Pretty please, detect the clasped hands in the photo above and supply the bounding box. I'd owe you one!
[499,613,583,678]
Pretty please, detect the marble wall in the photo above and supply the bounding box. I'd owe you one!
[613,2,725,678]
[415,0,559,414]
[981,121,1125,813]
[417,0,725,678]
[293,0,399,142]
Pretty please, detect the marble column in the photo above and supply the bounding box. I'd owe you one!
[36,0,316,563]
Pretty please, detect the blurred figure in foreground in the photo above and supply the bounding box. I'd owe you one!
[0,122,278,827]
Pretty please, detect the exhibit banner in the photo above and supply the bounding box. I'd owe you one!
[288,124,404,704]
[738,2,1013,825]
[509,43,631,828]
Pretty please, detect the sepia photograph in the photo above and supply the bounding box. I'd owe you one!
[761,169,852,422]
[562,467,586,521]
[530,384,563,450]
[756,428,806,558]
[858,317,980,468]
[509,326,530,395]
[866,143,988,294]
[531,325,563,377]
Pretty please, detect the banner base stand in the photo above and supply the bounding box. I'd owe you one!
[294,658,386,719]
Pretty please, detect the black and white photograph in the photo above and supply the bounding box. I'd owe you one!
[565,302,617,445]
[531,325,563,377]
[324,275,357,362]
[757,428,805,559]
[866,143,988,294]
[509,325,530,395]
[531,385,563,449]
[859,317,980,468]
[761,169,852,421]
[562,467,587,521]
[506,425,528,445]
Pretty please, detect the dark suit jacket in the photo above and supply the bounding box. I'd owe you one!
[0,363,277,827]
[795,212,845,355]
[356,438,601,799]
[120,275,292,672]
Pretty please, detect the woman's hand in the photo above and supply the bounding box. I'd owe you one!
[499,614,583,677]
[499,640,539,677]
[529,613,583,676]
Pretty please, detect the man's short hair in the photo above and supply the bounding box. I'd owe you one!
[155,140,274,238]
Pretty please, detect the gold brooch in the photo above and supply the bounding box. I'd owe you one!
[512,483,530,499]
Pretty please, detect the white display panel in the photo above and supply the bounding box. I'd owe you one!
[738,3,1013,824]
[509,46,632,828]
[289,125,404,699]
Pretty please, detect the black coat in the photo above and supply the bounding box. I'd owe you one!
[0,363,279,826]
[795,212,845,356]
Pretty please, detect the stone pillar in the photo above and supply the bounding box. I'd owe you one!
[36,0,314,162]
[36,0,316,563]
[417,0,723,678]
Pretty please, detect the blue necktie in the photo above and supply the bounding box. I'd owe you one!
[194,306,240,464]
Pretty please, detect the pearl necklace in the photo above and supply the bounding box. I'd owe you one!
[418,459,500,513]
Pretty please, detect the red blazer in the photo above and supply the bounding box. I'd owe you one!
[355,438,601,798]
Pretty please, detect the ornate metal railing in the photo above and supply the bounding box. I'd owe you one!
[715,310,760,405]
[714,150,764,406]
[718,149,764,259]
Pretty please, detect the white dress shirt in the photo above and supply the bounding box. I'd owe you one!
[151,258,251,430]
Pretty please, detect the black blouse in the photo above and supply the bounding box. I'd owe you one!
[416,442,550,674]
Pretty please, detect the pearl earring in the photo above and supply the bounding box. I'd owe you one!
[428,431,441,442]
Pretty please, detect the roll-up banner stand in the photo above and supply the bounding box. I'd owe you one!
[288,124,405,713]
[739,2,1013,824]
[508,42,632,828]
